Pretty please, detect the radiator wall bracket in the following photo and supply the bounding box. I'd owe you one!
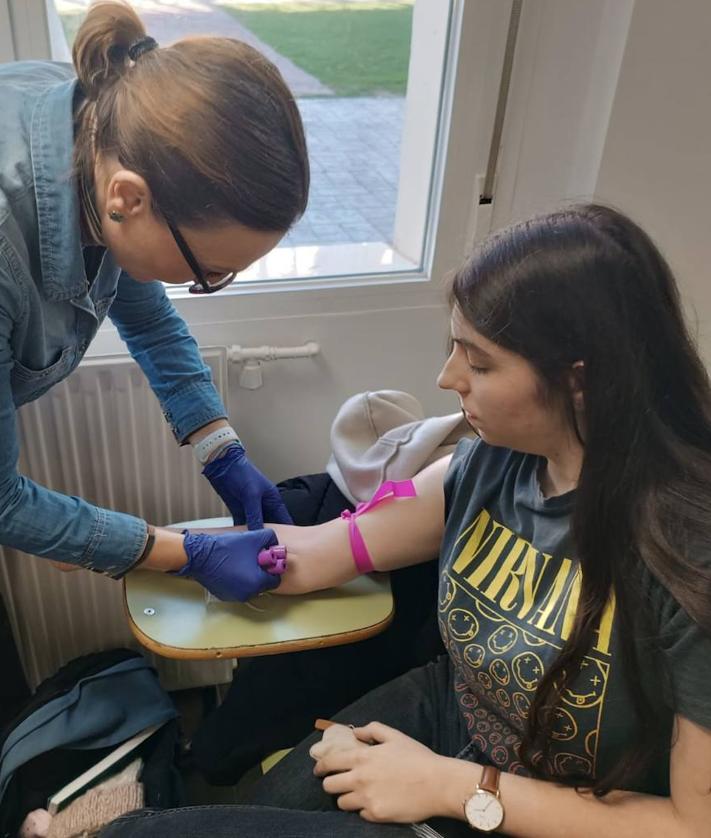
[227,341,320,390]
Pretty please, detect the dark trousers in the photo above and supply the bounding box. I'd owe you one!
[191,473,445,785]
[100,656,493,837]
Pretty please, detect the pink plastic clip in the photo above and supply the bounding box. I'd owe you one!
[258,545,287,576]
[340,480,417,574]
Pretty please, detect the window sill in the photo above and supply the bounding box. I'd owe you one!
[165,240,422,301]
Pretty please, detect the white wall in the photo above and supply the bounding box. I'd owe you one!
[487,0,711,363]
[490,0,635,229]
[0,3,15,61]
[593,0,711,361]
[180,293,453,484]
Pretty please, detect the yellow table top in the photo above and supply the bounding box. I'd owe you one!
[123,518,394,660]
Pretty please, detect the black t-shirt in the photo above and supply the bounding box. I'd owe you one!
[440,438,711,794]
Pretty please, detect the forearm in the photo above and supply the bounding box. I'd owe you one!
[141,527,188,573]
[270,519,358,594]
[278,456,449,592]
[0,472,146,577]
[437,758,692,838]
[169,456,449,592]
[176,515,434,595]
[175,519,360,594]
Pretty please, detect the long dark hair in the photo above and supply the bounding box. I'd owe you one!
[451,203,711,793]
[72,0,309,232]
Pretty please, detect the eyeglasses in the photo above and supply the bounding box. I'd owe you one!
[166,221,237,295]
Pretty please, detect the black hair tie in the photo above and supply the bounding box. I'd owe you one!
[128,36,159,61]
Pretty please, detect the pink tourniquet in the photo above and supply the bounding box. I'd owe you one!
[340,480,417,574]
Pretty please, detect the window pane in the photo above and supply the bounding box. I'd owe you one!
[54,1,447,280]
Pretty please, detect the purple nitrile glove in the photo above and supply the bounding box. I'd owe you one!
[203,443,294,530]
[174,528,281,602]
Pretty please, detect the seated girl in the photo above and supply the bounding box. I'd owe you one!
[101,204,711,837]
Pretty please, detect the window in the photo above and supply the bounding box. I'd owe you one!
[46,0,459,285]
[7,1,511,298]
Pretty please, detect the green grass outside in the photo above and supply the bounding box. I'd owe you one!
[59,2,413,98]
[223,1,414,96]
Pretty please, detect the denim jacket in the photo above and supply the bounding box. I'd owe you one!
[0,61,227,576]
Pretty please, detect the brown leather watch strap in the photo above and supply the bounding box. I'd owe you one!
[478,765,501,795]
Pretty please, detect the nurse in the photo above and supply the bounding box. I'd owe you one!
[0,1,309,601]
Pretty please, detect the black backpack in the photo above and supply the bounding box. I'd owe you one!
[0,594,30,733]
[0,648,182,837]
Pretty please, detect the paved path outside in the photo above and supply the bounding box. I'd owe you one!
[55,0,404,246]
[285,96,404,246]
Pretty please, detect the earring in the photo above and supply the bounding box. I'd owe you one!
[109,210,124,223]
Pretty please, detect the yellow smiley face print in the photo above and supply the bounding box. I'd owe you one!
[512,651,545,692]
[489,658,511,686]
[487,624,519,654]
[464,643,486,668]
[447,608,480,642]
[561,658,607,709]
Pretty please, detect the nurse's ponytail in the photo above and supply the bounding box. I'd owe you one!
[72,1,145,102]
[71,1,309,233]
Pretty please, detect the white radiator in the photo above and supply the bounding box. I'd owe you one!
[0,350,235,691]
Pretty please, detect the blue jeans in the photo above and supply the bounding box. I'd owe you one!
[100,656,490,837]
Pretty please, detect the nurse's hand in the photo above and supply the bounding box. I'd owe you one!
[202,443,293,530]
[173,528,282,602]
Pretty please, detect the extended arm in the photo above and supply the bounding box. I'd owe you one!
[0,245,148,575]
[179,454,450,593]
[313,714,711,836]
[201,454,452,594]
[435,714,711,837]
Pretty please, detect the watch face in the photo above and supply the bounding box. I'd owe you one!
[464,789,504,832]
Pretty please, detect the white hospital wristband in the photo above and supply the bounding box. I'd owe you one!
[193,426,241,465]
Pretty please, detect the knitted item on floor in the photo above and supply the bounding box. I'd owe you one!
[46,759,144,838]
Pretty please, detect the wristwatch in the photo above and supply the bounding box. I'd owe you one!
[194,426,240,465]
[463,766,504,832]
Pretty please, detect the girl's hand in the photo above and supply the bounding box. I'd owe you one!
[309,723,370,762]
[312,721,448,824]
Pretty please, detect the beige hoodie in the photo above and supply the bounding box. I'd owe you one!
[327,390,475,504]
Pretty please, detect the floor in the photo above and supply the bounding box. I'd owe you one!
[173,686,262,805]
